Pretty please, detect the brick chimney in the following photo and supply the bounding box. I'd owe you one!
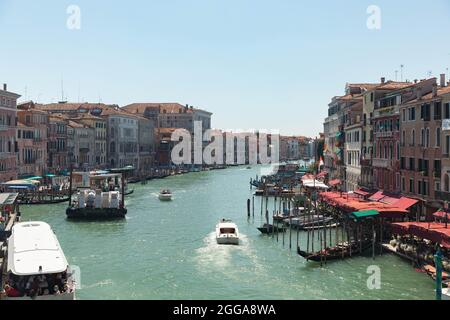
[440,74,446,87]
[381,77,386,84]
[2,83,6,91]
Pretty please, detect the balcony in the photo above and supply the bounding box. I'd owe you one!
[372,158,391,168]
[436,191,450,202]
[0,125,12,131]
[375,131,393,139]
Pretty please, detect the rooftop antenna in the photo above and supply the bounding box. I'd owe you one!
[61,78,64,101]
[400,65,404,82]
[77,82,80,103]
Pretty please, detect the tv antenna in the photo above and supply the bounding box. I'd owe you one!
[400,65,404,82]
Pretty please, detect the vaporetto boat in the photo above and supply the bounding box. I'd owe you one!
[2,221,75,300]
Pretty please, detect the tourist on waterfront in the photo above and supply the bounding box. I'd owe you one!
[53,285,60,295]
[4,284,21,297]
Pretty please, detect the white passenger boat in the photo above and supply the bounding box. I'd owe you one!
[216,219,239,245]
[2,221,75,300]
[158,189,172,201]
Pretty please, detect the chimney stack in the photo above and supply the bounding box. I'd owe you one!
[381,77,386,84]
[416,87,423,100]
[440,73,446,87]
[2,84,6,91]
[432,83,438,97]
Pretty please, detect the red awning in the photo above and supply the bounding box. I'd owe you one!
[395,197,419,210]
[354,189,370,197]
[317,171,328,178]
[433,210,450,220]
[390,222,450,249]
[379,196,400,205]
[369,191,385,201]
[328,179,341,186]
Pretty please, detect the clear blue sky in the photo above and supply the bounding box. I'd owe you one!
[1,0,450,137]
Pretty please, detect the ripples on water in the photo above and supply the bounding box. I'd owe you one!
[20,166,435,300]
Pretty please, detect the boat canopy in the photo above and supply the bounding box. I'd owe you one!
[0,193,18,206]
[25,176,43,180]
[7,222,69,276]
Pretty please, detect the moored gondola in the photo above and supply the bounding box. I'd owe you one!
[257,223,287,234]
[297,241,372,262]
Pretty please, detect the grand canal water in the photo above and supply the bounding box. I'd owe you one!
[21,166,435,300]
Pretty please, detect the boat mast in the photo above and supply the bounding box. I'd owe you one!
[120,172,125,209]
[68,164,73,207]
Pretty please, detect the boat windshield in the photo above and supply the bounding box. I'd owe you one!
[220,228,235,234]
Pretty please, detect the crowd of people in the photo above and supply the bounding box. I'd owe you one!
[3,271,72,298]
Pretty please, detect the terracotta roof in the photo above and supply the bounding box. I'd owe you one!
[48,115,67,123]
[347,83,381,90]
[377,81,414,90]
[123,103,211,115]
[36,102,115,112]
[402,85,450,105]
[67,120,90,129]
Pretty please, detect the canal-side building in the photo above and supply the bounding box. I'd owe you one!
[122,103,212,134]
[399,77,442,219]
[371,81,417,193]
[137,115,155,175]
[37,102,154,172]
[66,120,96,170]
[123,103,212,167]
[360,79,411,190]
[344,101,363,192]
[0,84,20,182]
[324,84,372,186]
[68,113,108,168]
[16,102,48,177]
[99,106,140,169]
[47,116,68,173]
[438,74,450,207]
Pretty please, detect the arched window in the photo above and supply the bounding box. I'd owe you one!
[445,174,450,192]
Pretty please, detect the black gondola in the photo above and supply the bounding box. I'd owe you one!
[297,241,372,262]
[257,224,287,234]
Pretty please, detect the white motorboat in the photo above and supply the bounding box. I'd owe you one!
[216,219,239,245]
[2,221,76,300]
[158,189,172,201]
[443,287,450,300]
